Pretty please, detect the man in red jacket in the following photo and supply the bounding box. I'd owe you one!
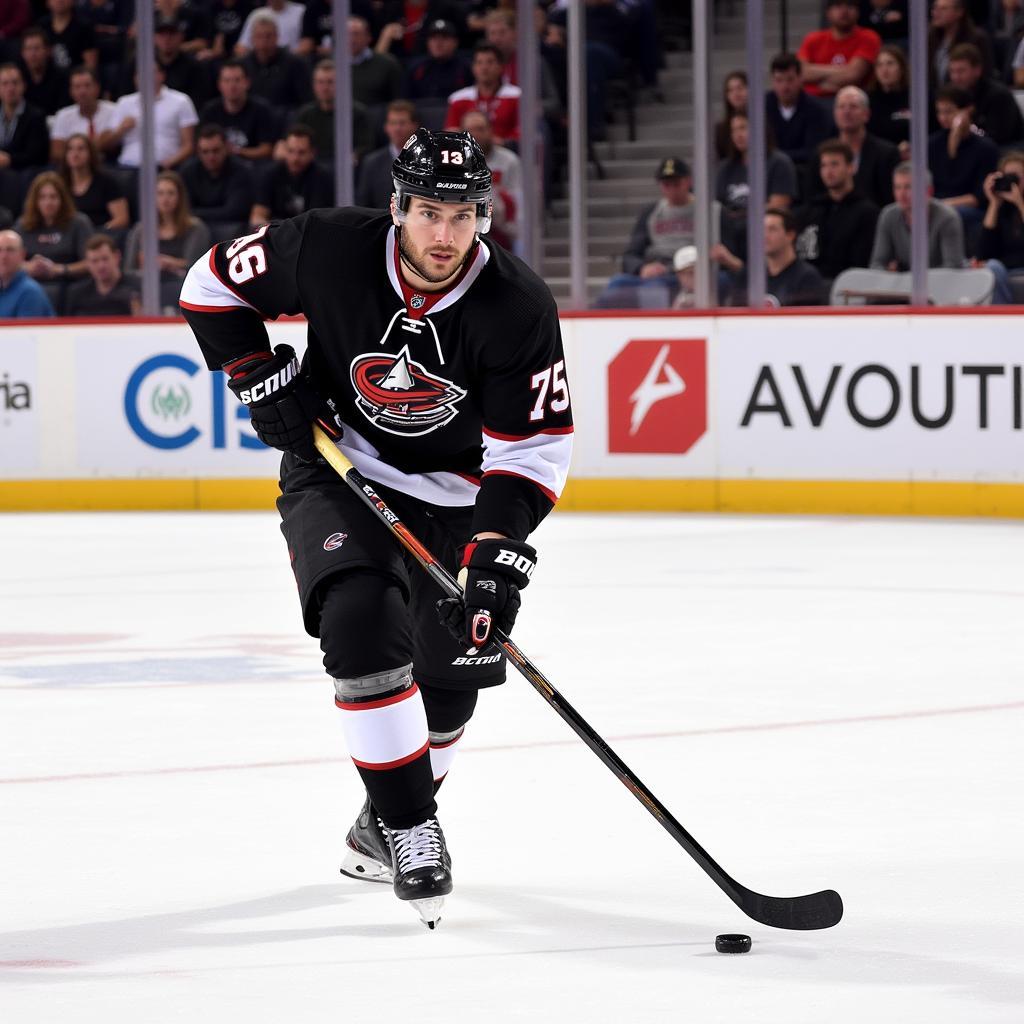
[445,44,520,147]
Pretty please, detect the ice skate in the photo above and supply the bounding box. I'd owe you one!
[339,796,392,883]
[386,817,452,930]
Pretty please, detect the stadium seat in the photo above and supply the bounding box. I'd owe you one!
[831,267,996,306]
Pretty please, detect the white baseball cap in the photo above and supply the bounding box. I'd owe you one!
[673,245,697,271]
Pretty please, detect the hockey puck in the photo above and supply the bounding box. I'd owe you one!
[715,934,752,954]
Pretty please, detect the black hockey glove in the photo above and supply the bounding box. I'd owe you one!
[224,345,325,462]
[437,539,537,651]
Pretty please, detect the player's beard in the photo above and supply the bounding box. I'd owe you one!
[398,229,475,287]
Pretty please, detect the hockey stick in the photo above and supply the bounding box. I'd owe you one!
[311,423,843,930]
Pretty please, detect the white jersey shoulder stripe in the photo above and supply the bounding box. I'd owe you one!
[179,247,255,312]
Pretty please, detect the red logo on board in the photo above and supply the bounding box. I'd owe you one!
[607,339,707,454]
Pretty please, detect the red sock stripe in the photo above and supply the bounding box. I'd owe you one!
[335,682,419,712]
[352,740,430,772]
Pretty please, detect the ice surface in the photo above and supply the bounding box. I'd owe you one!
[1,511,1022,1022]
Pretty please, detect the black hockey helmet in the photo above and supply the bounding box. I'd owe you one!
[392,128,492,233]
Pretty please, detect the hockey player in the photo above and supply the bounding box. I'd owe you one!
[179,129,573,928]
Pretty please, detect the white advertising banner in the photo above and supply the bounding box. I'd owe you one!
[3,314,1023,501]
[0,331,38,473]
[716,315,1024,482]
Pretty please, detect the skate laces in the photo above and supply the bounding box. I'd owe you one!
[391,819,443,872]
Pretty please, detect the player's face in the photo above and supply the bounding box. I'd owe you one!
[398,197,477,286]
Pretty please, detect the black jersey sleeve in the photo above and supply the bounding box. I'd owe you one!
[472,304,574,541]
[179,216,308,370]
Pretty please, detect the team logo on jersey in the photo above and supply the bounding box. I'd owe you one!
[350,346,467,436]
[323,532,349,551]
[410,294,426,310]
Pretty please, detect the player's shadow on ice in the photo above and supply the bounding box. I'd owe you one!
[3,882,1024,1009]
[0,884,413,979]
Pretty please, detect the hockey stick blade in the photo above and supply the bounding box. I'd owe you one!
[311,425,844,931]
[740,888,844,931]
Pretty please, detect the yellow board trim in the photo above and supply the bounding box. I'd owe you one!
[1,477,1023,518]
[0,479,280,512]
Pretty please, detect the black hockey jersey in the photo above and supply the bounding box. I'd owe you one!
[180,207,573,540]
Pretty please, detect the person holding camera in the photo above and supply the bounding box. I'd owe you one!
[976,152,1024,303]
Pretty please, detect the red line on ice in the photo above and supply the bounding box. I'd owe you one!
[2,700,1021,786]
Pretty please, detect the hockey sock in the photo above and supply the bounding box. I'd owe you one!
[334,664,436,830]
[429,726,465,791]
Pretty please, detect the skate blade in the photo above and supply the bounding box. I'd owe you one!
[411,896,445,930]
[339,847,393,883]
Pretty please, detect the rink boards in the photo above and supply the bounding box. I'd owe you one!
[1,309,1023,517]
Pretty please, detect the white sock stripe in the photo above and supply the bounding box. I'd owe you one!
[428,729,464,782]
[337,684,428,767]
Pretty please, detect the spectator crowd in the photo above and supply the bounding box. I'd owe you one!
[0,0,664,316]
[599,0,1024,309]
